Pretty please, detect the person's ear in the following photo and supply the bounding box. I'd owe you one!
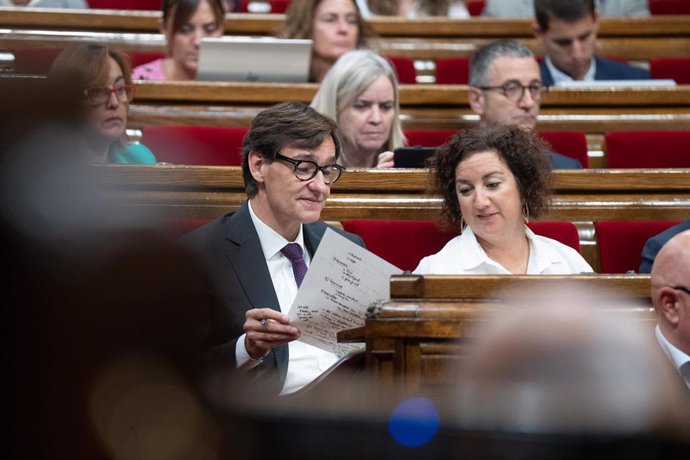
[658,287,681,326]
[248,150,266,184]
[532,22,544,40]
[467,86,485,117]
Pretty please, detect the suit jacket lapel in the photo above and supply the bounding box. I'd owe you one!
[224,202,288,385]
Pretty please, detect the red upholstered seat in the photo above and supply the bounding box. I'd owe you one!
[403,130,588,166]
[341,220,459,271]
[605,131,690,168]
[12,48,62,74]
[404,129,457,147]
[528,221,581,252]
[435,57,470,84]
[341,219,580,271]
[141,125,247,165]
[595,221,681,273]
[87,0,161,9]
[650,58,690,84]
[270,0,291,13]
[649,0,690,14]
[387,56,417,84]
[127,51,166,69]
[466,0,485,16]
[539,131,589,167]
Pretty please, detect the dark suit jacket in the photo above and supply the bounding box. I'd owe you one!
[182,201,365,394]
[540,56,650,87]
[549,151,582,169]
[639,219,690,274]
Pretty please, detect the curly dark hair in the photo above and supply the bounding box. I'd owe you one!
[432,124,553,226]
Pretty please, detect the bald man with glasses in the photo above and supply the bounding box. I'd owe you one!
[468,39,582,169]
[184,102,364,396]
[651,229,690,390]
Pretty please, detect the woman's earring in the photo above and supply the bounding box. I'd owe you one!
[460,215,467,233]
[522,203,530,223]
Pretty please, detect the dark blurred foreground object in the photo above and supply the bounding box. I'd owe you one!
[0,77,222,458]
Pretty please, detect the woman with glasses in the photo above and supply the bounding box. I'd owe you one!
[277,0,373,83]
[132,0,225,81]
[48,43,156,164]
[414,124,593,275]
[310,49,406,167]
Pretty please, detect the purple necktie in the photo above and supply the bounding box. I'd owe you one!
[281,243,308,287]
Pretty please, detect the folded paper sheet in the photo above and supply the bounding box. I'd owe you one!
[288,228,402,357]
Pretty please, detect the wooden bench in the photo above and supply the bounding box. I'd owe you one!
[3,11,690,83]
[2,8,689,38]
[124,81,690,168]
[97,165,690,271]
[337,274,653,397]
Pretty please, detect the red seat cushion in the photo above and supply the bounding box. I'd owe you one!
[387,56,417,84]
[87,0,161,9]
[403,130,588,167]
[595,221,681,273]
[342,220,459,271]
[127,51,166,69]
[466,0,485,16]
[539,131,589,167]
[528,221,581,252]
[404,129,457,147]
[13,48,62,74]
[650,58,690,84]
[435,57,470,84]
[141,125,247,166]
[649,0,690,14]
[342,219,580,271]
[605,131,690,168]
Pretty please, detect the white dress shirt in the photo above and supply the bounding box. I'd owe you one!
[655,326,690,390]
[234,200,338,394]
[545,56,597,85]
[413,226,594,275]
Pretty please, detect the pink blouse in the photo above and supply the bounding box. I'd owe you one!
[132,58,167,81]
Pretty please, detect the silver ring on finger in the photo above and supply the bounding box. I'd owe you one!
[260,318,269,328]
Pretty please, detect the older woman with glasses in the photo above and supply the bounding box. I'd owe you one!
[48,43,156,164]
[414,124,593,275]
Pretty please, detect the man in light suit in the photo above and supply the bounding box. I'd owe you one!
[184,101,364,396]
[468,39,582,169]
[650,229,690,390]
[640,219,690,273]
[533,0,649,86]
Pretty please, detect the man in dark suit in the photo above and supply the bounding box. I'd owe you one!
[184,102,364,396]
[650,229,690,390]
[533,0,649,86]
[468,39,582,169]
[640,219,690,274]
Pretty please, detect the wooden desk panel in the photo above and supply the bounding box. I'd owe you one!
[340,275,653,396]
[2,8,690,38]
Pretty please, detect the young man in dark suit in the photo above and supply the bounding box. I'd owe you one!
[533,0,649,86]
[184,102,364,395]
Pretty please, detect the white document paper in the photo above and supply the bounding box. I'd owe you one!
[288,228,402,357]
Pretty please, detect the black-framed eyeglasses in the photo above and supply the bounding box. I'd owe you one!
[83,84,135,105]
[477,81,547,102]
[275,152,345,184]
[671,285,690,295]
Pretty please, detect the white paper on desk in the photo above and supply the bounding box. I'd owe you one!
[288,228,402,357]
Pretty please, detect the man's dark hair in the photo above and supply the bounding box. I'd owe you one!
[535,0,595,32]
[432,124,552,226]
[242,102,343,198]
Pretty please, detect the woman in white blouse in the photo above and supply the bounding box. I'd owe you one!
[414,124,593,275]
